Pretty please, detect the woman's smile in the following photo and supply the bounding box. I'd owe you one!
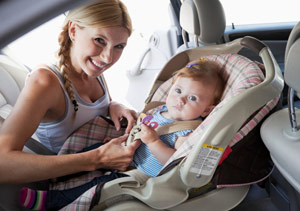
[91,59,106,69]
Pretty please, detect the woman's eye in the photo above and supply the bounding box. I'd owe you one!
[115,44,125,50]
[95,38,105,44]
[175,88,181,94]
[189,96,197,101]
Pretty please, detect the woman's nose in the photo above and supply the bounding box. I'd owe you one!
[101,46,113,64]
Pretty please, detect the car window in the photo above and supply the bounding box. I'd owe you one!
[220,0,300,25]
[4,0,170,69]
[3,0,171,109]
[4,0,300,68]
[4,0,300,110]
[4,15,64,69]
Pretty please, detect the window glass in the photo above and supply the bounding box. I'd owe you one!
[4,15,64,69]
[5,0,170,70]
[220,0,300,25]
[4,0,170,108]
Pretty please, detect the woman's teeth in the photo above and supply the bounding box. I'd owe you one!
[92,60,105,68]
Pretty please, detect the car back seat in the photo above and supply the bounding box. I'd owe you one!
[0,53,52,211]
[176,0,226,53]
[0,54,27,117]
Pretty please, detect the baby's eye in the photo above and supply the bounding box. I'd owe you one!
[188,96,197,101]
[175,88,181,94]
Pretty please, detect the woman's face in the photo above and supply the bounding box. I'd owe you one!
[69,22,130,77]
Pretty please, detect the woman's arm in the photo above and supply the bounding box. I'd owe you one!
[0,69,140,184]
[0,68,67,183]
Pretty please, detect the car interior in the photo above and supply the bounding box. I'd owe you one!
[0,0,299,210]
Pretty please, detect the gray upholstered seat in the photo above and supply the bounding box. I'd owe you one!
[177,0,226,52]
[261,21,300,210]
[0,54,28,119]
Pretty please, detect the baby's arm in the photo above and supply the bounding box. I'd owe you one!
[140,124,176,165]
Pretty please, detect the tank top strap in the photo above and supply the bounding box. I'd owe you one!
[40,64,106,95]
[35,64,67,93]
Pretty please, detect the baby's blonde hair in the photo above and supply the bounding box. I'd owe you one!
[173,58,226,105]
[57,0,132,112]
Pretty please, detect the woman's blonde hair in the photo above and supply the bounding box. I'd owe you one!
[57,0,132,112]
[173,58,226,105]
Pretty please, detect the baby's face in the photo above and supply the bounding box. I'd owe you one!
[164,77,216,121]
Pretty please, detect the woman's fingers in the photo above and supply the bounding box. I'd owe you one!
[111,116,121,131]
[96,134,140,171]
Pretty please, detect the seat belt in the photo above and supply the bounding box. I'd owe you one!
[126,101,202,145]
[24,137,56,155]
[0,116,56,155]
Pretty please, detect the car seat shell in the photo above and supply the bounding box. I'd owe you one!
[87,36,284,211]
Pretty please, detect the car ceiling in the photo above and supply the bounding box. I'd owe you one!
[0,0,94,50]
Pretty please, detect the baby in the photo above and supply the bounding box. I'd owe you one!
[133,57,226,176]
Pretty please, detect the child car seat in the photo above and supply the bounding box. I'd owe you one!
[260,21,300,211]
[58,36,283,211]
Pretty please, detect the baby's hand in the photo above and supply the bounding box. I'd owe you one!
[140,124,159,145]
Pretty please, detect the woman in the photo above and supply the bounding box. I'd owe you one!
[0,0,140,184]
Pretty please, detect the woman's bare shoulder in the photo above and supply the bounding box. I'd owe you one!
[18,65,65,114]
[21,65,64,106]
[27,65,61,89]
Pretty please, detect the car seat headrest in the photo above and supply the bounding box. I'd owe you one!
[180,0,226,44]
[285,21,300,93]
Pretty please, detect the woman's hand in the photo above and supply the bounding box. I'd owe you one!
[94,134,140,171]
[140,124,160,145]
[109,101,138,134]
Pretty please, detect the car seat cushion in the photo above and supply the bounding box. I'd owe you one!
[211,117,274,187]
